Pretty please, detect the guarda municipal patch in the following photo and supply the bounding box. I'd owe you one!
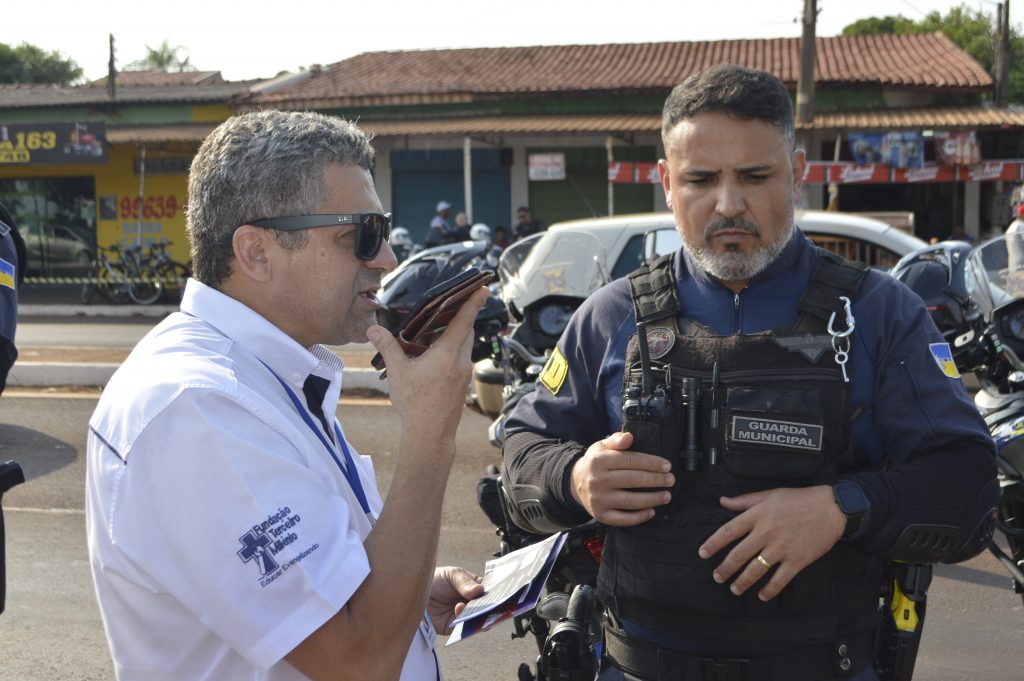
[539,347,569,395]
[928,342,961,379]
[731,416,823,451]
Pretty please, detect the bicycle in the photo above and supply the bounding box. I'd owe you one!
[80,244,163,305]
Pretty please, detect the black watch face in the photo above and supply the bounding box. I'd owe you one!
[835,482,868,515]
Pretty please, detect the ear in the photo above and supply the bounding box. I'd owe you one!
[657,159,674,209]
[232,225,273,282]
[790,148,807,202]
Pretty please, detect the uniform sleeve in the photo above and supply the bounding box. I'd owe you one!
[502,281,634,525]
[98,388,371,671]
[0,229,20,393]
[846,278,998,557]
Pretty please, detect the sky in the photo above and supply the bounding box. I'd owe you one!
[4,0,1003,83]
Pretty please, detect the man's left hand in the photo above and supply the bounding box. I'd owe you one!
[698,485,846,601]
[427,566,485,635]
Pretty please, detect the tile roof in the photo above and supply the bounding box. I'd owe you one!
[105,123,219,143]
[252,33,992,108]
[0,81,252,108]
[89,70,225,87]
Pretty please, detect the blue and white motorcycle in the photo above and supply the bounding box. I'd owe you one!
[893,236,1024,605]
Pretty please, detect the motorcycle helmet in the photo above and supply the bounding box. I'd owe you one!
[390,226,413,248]
[892,241,981,371]
[470,223,491,241]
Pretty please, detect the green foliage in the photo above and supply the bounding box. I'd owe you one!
[126,41,196,72]
[0,42,82,84]
[842,4,1024,102]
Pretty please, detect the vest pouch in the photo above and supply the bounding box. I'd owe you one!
[621,410,685,510]
[723,386,826,481]
[606,506,742,619]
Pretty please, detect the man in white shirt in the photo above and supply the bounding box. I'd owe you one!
[86,110,489,681]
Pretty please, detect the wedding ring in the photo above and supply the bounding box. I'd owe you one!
[756,554,772,570]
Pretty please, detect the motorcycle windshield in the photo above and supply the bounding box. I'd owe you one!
[968,235,1024,316]
[501,230,606,308]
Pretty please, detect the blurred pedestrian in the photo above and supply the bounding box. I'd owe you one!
[512,206,545,242]
[493,225,510,250]
[452,211,472,241]
[425,200,455,247]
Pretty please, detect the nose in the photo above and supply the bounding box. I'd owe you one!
[714,178,746,219]
[368,239,399,273]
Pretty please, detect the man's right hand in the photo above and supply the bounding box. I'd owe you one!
[570,431,674,526]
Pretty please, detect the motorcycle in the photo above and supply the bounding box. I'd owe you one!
[892,237,1024,604]
[476,230,617,681]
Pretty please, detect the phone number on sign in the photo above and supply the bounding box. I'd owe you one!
[120,195,180,219]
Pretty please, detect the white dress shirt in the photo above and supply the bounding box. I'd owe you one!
[86,279,438,681]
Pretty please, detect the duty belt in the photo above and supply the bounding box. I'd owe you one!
[602,622,873,681]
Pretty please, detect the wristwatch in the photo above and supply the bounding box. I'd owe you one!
[832,480,868,538]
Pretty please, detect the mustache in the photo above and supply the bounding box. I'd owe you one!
[704,217,761,240]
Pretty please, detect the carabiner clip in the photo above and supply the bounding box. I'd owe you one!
[828,296,855,338]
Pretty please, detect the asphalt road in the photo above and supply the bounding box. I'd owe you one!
[0,391,1021,681]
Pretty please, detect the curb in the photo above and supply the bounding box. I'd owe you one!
[19,304,178,318]
[7,363,389,395]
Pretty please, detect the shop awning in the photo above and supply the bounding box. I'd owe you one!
[105,124,218,144]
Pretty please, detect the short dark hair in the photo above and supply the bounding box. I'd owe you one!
[661,64,795,149]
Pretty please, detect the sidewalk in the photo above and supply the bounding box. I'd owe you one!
[11,286,389,393]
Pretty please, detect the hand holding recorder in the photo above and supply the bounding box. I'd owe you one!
[371,267,495,374]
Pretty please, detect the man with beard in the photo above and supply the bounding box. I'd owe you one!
[86,110,489,681]
[501,65,997,680]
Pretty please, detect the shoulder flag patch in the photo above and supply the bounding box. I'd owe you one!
[929,342,961,379]
[0,257,14,290]
[539,347,569,395]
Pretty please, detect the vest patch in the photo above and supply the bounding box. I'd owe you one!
[0,256,14,290]
[646,326,675,360]
[731,416,823,451]
[773,333,831,363]
[539,347,569,395]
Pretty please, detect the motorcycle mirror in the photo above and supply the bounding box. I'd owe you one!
[535,591,570,621]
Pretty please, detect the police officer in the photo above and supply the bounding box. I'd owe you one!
[0,201,25,394]
[501,65,999,681]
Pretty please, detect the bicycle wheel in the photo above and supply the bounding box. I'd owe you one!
[129,269,163,305]
[158,261,191,303]
[96,263,132,304]
[80,264,98,304]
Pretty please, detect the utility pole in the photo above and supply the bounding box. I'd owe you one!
[107,34,116,100]
[797,0,817,153]
[996,2,1011,107]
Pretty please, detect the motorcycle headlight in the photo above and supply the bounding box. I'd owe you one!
[535,302,575,337]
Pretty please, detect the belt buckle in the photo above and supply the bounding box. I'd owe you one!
[698,657,750,681]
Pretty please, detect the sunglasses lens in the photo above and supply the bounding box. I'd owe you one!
[356,214,391,260]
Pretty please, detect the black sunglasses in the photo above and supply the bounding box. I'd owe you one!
[248,213,392,261]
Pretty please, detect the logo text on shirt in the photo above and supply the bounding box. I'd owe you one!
[236,506,319,587]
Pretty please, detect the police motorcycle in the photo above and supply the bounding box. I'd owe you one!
[892,237,1024,606]
[475,230,630,681]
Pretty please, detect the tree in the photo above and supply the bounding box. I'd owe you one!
[842,4,1024,102]
[0,42,82,84]
[126,40,196,72]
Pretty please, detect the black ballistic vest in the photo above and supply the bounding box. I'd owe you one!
[598,251,886,645]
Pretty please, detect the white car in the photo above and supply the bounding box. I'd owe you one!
[529,210,927,283]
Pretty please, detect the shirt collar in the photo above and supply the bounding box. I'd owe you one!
[180,279,344,388]
[675,227,809,290]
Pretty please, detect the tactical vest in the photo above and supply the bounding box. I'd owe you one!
[597,250,886,648]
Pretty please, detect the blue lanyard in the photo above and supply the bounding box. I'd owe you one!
[263,364,372,518]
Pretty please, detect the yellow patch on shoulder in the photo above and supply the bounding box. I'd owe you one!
[539,347,569,395]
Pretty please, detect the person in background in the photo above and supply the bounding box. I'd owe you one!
[452,212,472,242]
[493,225,510,250]
[512,206,545,242]
[424,200,455,248]
[85,110,489,681]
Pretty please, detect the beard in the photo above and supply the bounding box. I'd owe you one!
[682,215,795,282]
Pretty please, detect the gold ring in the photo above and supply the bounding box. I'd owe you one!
[756,554,772,570]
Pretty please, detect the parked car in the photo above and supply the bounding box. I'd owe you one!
[20,223,93,274]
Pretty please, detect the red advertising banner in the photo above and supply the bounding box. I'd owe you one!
[607,161,634,184]
[802,163,827,185]
[826,163,891,184]
[957,161,1020,182]
[634,162,660,184]
[893,165,955,183]
[934,131,981,166]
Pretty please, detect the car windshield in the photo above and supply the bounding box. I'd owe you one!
[506,229,606,303]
